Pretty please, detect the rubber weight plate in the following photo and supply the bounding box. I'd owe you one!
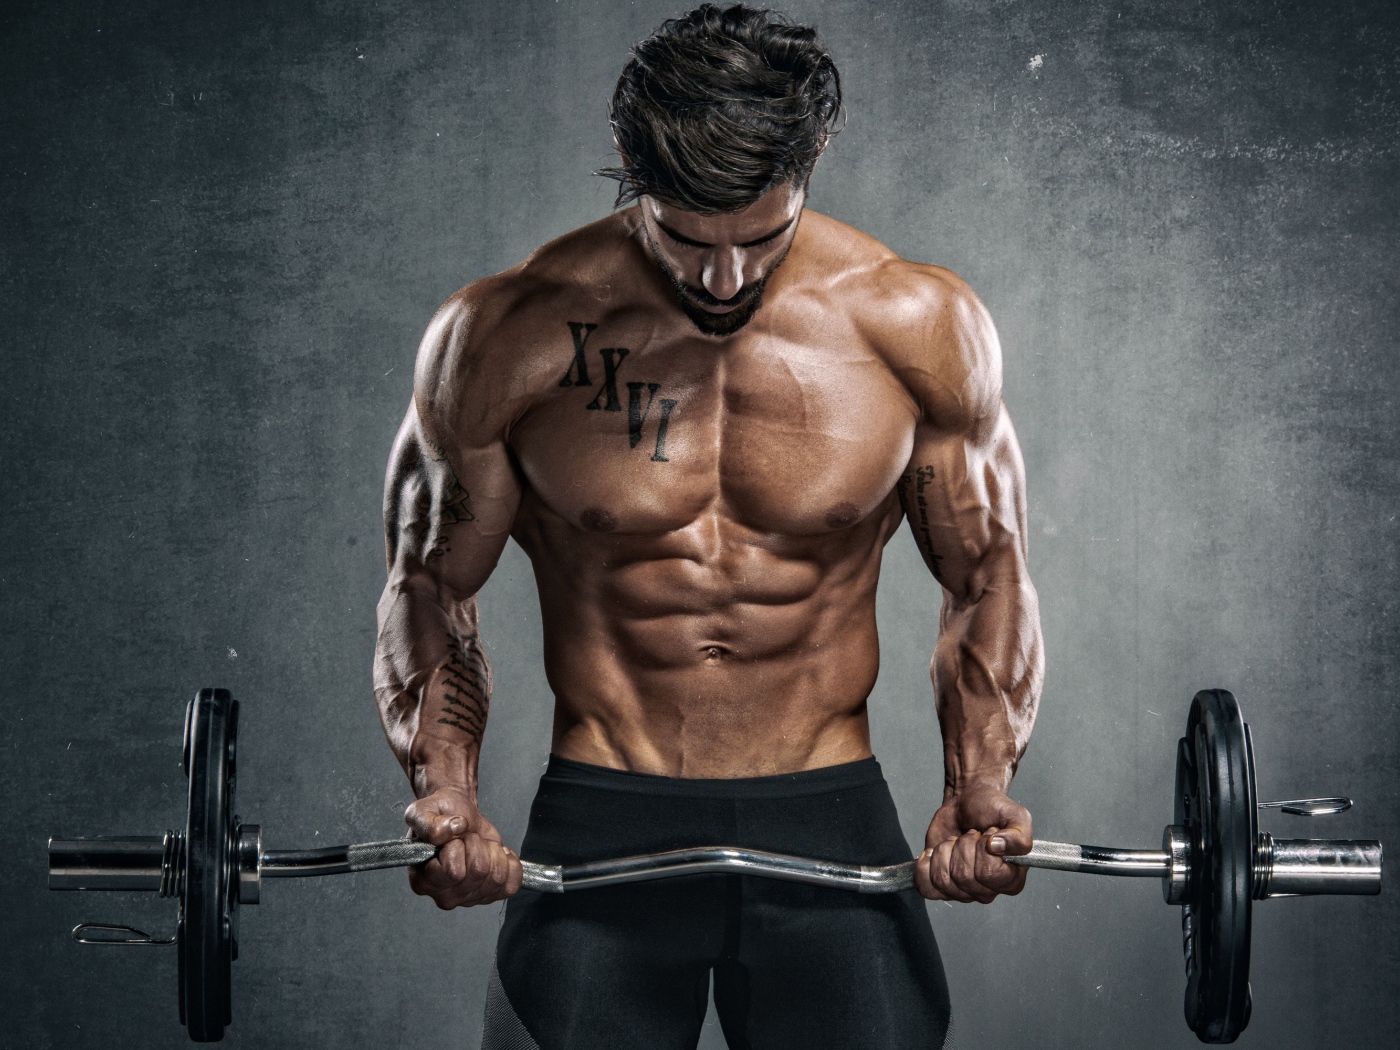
[1175,689,1255,1043]
[179,689,238,1042]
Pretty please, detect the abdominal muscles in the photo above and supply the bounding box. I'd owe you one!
[517,504,896,778]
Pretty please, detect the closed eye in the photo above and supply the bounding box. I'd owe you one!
[657,222,711,249]
[738,222,792,248]
[656,218,795,250]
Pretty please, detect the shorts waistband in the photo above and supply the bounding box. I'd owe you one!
[541,754,886,799]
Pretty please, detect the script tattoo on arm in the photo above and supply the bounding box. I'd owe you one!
[897,464,944,579]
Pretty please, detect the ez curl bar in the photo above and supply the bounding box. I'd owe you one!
[50,688,1382,1044]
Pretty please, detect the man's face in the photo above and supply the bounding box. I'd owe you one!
[638,181,805,337]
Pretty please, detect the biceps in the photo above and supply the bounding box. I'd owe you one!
[898,405,1028,599]
[383,408,519,599]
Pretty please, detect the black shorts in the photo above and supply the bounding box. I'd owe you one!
[483,755,955,1050]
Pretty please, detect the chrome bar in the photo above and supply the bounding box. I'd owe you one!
[261,838,1174,891]
[1256,838,1382,898]
[261,845,352,878]
[49,835,178,893]
[262,842,914,893]
[525,847,916,894]
[1004,840,1172,877]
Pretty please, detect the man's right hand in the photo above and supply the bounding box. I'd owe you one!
[403,786,524,909]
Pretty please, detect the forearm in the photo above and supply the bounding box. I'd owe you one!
[932,560,1043,794]
[374,575,493,801]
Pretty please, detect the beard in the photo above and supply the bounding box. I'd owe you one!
[642,225,790,338]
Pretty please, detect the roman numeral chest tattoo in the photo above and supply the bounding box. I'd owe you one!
[560,321,677,463]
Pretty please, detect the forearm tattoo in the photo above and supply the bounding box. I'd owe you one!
[433,633,491,744]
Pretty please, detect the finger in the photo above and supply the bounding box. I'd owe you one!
[503,849,524,896]
[914,847,947,901]
[488,840,510,887]
[950,830,996,904]
[439,837,466,882]
[463,835,495,881]
[447,841,512,906]
[475,842,513,902]
[408,853,458,902]
[929,838,975,903]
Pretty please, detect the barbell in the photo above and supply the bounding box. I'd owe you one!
[49,687,1382,1044]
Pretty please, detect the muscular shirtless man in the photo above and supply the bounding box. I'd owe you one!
[374,6,1043,1048]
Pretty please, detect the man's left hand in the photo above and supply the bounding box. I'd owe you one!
[915,783,1033,903]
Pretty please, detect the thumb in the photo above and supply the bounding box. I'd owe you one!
[985,814,1033,857]
[406,802,468,846]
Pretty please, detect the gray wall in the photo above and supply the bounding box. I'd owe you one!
[3,1,1397,1047]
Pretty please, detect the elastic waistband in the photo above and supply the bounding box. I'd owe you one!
[541,754,886,799]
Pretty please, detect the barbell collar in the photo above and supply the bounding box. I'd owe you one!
[1163,825,1191,904]
[237,825,262,905]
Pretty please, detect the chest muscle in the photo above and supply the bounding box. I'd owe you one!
[510,320,915,536]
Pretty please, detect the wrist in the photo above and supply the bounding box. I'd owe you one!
[943,753,1016,796]
[946,773,1011,797]
[408,740,480,801]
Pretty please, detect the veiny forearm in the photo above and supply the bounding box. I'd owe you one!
[932,554,1043,793]
[374,575,493,800]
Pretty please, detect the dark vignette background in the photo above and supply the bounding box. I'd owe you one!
[2,1,1397,1047]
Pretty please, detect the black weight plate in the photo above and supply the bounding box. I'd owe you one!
[179,688,238,1042]
[1175,689,1255,1043]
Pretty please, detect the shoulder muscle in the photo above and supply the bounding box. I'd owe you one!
[858,261,1003,436]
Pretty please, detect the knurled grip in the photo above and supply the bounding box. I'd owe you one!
[1012,841,1085,871]
[344,840,438,872]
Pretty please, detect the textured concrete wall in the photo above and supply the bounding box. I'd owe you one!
[3,2,1396,1047]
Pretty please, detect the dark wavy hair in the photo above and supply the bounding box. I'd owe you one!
[597,4,843,214]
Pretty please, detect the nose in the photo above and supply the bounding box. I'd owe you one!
[701,247,744,303]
